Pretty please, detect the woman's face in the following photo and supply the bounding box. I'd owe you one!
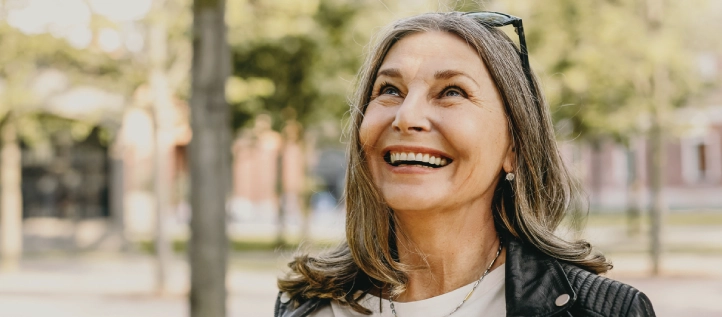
[359,31,514,214]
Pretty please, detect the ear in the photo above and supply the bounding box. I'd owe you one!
[502,142,516,174]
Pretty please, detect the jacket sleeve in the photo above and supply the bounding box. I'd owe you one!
[626,292,656,317]
[275,292,328,317]
[275,292,289,317]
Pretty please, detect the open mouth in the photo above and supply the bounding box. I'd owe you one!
[383,151,452,168]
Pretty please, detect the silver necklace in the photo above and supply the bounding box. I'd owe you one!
[388,238,503,317]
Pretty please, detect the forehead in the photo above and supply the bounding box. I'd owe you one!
[378,31,486,78]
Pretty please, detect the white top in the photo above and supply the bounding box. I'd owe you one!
[307,264,506,317]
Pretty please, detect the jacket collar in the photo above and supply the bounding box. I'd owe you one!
[504,237,577,317]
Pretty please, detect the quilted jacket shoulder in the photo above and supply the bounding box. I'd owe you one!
[560,262,655,317]
[275,292,328,317]
[275,239,656,317]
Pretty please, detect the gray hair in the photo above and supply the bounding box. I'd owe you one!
[279,12,610,315]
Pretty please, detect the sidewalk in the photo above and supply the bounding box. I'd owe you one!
[0,253,280,317]
[4,212,722,317]
[0,250,721,317]
[606,253,722,317]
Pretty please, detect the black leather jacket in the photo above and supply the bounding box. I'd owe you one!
[275,238,656,317]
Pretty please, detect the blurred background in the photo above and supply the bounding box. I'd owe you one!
[0,0,720,316]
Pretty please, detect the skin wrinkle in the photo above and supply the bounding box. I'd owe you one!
[278,13,611,315]
[360,31,513,301]
[433,69,480,87]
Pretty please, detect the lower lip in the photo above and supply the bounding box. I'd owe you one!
[385,163,442,174]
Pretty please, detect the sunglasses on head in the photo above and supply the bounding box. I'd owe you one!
[463,11,537,99]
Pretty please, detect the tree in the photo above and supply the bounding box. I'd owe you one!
[228,0,365,130]
[226,0,453,129]
[226,0,437,245]
[0,15,131,268]
[142,0,193,295]
[189,0,229,316]
[0,111,21,271]
[502,0,719,274]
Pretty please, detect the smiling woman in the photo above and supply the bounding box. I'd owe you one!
[360,31,513,219]
[275,12,656,317]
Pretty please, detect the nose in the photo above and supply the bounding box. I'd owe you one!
[392,91,431,134]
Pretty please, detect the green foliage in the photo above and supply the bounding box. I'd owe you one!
[232,35,320,128]
[14,0,714,148]
[0,0,193,148]
[0,21,137,149]
[194,0,223,10]
[18,113,108,147]
[505,0,719,142]
[225,0,472,133]
[226,0,721,144]
[0,23,138,95]
[228,0,365,130]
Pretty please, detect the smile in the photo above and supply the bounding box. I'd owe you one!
[384,151,452,168]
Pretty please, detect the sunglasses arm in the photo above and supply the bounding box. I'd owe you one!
[514,21,537,98]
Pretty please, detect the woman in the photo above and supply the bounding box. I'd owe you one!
[275,12,655,317]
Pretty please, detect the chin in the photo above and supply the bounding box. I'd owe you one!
[382,188,444,213]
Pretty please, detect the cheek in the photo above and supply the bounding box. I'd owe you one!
[443,111,510,165]
[358,104,390,153]
[358,117,381,179]
[358,123,378,164]
[358,120,373,150]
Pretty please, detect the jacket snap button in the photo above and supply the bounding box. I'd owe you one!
[555,294,570,306]
[280,292,291,303]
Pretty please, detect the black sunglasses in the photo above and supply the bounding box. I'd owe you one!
[463,11,536,98]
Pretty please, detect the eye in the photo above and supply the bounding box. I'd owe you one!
[441,85,466,98]
[380,84,401,96]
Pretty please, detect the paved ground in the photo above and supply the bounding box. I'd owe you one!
[3,217,722,317]
[0,253,282,317]
[0,250,721,317]
[605,254,722,317]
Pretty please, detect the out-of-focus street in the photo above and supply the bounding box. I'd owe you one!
[0,253,279,317]
[1,217,721,317]
[0,1,721,317]
[1,251,722,317]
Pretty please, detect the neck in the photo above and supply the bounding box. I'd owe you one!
[392,202,505,302]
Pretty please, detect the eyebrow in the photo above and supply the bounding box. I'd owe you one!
[376,68,402,78]
[434,70,479,86]
[375,68,478,86]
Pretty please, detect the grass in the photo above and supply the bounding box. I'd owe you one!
[581,210,722,227]
[137,238,339,254]
[135,210,722,255]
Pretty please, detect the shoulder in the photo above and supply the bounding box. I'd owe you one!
[559,262,656,317]
[275,292,329,317]
[504,237,655,317]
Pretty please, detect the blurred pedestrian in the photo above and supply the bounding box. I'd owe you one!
[276,12,655,317]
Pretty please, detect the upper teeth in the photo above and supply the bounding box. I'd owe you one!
[389,151,449,167]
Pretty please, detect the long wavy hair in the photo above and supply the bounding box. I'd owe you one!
[278,12,611,314]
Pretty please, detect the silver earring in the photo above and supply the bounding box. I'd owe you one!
[505,172,515,181]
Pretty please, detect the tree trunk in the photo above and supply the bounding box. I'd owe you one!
[149,0,174,295]
[648,66,668,276]
[648,115,663,275]
[0,117,22,271]
[189,0,230,316]
[625,145,642,236]
[275,154,285,248]
[646,0,667,277]
[109,135,128,250]
[152,108,173,296]
[569,142,584,236]
[589,139,603,211]
[299,131,317,243]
